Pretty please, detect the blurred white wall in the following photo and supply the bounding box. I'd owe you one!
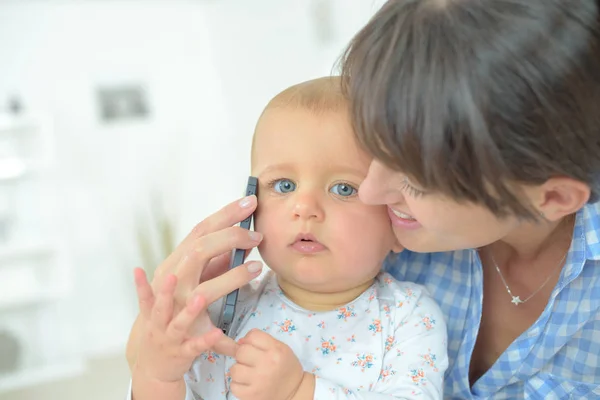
[0,1,385,399]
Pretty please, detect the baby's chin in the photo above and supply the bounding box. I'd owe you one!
[275,267,377,292]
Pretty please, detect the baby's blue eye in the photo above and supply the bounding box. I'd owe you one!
[330,183,357,197]
[272,179,296,193]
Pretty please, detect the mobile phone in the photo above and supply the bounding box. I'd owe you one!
[217,175,258,336]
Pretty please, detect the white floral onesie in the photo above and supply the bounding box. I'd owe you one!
[182,270,449,399]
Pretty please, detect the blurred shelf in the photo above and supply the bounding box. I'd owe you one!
[0,112,55,175]
[0,114,43,131]
[0,242,56,262]
[0,156,27,181]
[0,360,86,394]
[0,289,67,311]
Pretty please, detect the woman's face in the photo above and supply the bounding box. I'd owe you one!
[359,160,521,252]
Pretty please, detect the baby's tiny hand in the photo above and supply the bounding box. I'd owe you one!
[230,329,305,400]
[132,268,225,383]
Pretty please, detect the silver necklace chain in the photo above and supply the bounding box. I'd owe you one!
[490,251,568,306]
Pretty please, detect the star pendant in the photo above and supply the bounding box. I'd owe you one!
[511,296,523,305]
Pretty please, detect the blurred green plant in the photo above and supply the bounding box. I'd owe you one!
[134,192,176,279]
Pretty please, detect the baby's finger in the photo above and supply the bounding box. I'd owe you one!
[241,328,274,351]
[133,267,154,320]
[180,327,223,358]
[235,342,262,367]
[151,274,178,330]
[166,294,207,342]
[212,334,240,358]
[229,363,254,386]
[229,381,251,400]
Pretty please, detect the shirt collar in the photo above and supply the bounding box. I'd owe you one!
[581,202,600,261]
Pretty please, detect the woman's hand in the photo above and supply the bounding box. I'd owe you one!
[126,195,263,370]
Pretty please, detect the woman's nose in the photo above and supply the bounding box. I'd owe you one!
[359,159,405,206]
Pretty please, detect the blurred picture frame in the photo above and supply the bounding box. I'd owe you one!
[97,85,150,122]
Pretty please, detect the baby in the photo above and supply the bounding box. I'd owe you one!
[130,77,448,400]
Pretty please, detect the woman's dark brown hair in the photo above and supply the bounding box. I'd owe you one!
[340,0,600,218]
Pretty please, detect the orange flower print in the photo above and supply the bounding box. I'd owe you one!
[318,321,326,329]
[368,288,376,302]
[274,318,297,334]
[385,335,396,352]
[201,350,220,363]
[420,349,439,372]
[318,337,337,355]
[347,334,356,343]
[368,319,382,335]
[225,368,232,385]
[401,288,417,305]
[249,306,260,318]
[342,387,355,395]
[409,368,426,386]
[383,304,391,318]
[415,315,436,331]
[337,305,357,321]
[351,353,375,372]
[384,276,393,285]
[379,364,397,383]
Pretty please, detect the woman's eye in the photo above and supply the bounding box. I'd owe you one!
[400,177,427,198]
[272,179,296,193]
[330,183,357,197]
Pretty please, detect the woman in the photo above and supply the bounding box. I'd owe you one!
[127,0,600,398]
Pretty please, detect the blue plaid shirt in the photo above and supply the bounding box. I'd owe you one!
[384,202,600,399]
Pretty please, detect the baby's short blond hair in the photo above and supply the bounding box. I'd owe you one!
[251,76,349,162]
[263,76,347,114]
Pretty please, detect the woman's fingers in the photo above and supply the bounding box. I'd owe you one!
[175,226,263,287]
[159,195,258,273]
[200,249,254,283]
[188,195,258,243]
[191,260,263,306]
[133,267,155,320]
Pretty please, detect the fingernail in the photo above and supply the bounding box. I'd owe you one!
[249,231,262,241]
[239,195,254,208]
[247,261,262,274]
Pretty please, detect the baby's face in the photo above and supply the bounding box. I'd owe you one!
[251,107,397,294]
